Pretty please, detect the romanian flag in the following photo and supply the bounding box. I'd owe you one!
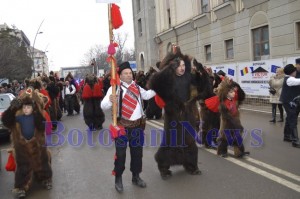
[240,67,249,76]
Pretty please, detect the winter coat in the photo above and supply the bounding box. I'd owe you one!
[269,74,284,104]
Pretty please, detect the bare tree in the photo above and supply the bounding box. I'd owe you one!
[123,48,136,62]
[0,28,32,82]
[114,32,128,65]
[81,32,134,73]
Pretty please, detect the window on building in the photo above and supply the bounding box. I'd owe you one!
[205,44,211,62]
[136,0,141,13]
[138,19,142,36]
[166,0,171,28]
[201,0,209,13]
[167,9,171,28]
[252,26,269,61]
[225,39,234,59]
[297,22,300,49]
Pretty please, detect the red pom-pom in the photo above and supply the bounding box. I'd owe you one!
[107,43,116,55]
[112,170,116,176]
[111,4,123,29]
[5,153,16,172]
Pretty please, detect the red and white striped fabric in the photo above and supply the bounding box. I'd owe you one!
[121,84,139,119]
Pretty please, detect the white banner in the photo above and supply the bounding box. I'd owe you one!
[211,63,238,82]
[96,0,121,3]
[286,56,300,66]
[237,59,283,96]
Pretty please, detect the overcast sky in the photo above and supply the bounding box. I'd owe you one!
[0,0,134,71]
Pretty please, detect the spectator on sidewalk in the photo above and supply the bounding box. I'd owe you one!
[268,67,285,122]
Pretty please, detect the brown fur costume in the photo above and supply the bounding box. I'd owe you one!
[1,88,52,197]
[216,78,248,158]
[82,74,105,130]
[150,50,203,179]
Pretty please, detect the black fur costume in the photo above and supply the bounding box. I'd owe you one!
[150,50,203,179]
[82,74,105,130]
[1,88,52,197]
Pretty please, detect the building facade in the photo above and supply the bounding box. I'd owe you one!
[132,0,159,72]
[154,0,300,65]
[30,47,49,76]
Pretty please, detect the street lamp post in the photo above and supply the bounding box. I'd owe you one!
[31,19,45,78]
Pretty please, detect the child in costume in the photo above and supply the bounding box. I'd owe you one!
[216,78,249,158]
[1,88,52,198]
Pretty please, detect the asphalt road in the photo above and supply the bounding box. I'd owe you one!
[0,109,300,199]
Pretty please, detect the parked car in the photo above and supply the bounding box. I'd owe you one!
[0,93,15,139]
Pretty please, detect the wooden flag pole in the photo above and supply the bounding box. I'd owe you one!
[108,3,117,126]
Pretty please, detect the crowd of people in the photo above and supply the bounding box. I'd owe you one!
[1,45,300,198]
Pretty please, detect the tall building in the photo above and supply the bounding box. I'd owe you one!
[154,0,300,64]
[132,0,159,72]
[29,47,49,76]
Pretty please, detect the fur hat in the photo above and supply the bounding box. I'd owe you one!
[22,95,34,106]
[118,61,132,75]
[217,77,235,101]
[284,64,296,75]
[296,58,300,64]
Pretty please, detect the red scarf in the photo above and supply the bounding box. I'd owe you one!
[121,84,140,119]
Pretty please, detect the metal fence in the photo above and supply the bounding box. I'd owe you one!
[241,95,272,113]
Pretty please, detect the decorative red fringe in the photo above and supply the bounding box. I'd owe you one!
[43,111,52,135]
[82,85,93,99]
[154,95,165,109]
[205,96,220,113]
[93,83,103,98]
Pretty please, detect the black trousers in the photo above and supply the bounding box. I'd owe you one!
[65,95,74,114]
[282,103,299,141]
[114,127,144,177]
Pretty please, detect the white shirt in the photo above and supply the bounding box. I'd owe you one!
[286,76,300,86]
[101,80,156,120]
[64,84,76,95]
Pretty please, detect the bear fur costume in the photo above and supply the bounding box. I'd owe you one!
[197,71,245,148]
[82,74,105,130]
[150,49,204,179]
[216,78,248,158]
[1,88,52,198]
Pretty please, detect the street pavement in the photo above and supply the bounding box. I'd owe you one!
[0,109,300,199]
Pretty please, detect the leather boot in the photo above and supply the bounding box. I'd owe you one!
[291,128,300,148]
[132,173,146,188]
[115,176,123,192]
[269,105,276,123]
